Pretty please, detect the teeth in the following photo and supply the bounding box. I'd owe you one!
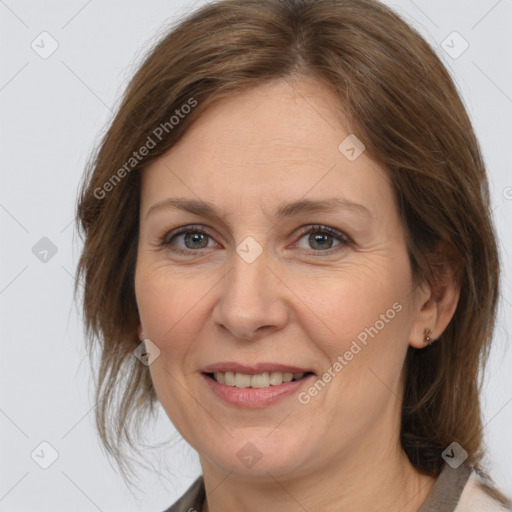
[211,371,306,388]
[282,372,293,382]
[251,373,270,388]
[269,371,285,385]
[235,373,251,388]
[224,371,236,386]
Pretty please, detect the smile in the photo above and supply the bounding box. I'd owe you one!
[201,371,315,408]
[208,371,309,388]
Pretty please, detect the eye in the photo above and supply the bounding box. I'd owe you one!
[160,225,218,254]
[294,225,351,254]
[159,224,352,256]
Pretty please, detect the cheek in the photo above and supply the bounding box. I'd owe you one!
[293,260,412,358]
[134,262,214,361]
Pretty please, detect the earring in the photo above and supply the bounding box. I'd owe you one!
[424,328,434,345]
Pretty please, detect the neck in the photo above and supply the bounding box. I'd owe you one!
[200,445,435,512]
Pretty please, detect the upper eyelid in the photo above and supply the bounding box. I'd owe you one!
[162,225,215,244]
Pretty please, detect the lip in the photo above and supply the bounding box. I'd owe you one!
[201,362,313,375]
[200,371,315,408]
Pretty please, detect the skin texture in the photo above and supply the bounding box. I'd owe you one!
[134,77,460,512]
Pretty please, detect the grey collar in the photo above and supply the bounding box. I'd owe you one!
[418,463,472,512]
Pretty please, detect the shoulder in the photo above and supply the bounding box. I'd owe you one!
[456,471,512,512]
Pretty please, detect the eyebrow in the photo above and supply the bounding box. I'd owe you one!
[145,197,373,221]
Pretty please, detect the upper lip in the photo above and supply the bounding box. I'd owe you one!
[201,362,314,375]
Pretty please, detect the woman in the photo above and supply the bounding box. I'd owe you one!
[75,0,511,510]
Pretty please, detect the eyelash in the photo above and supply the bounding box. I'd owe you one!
[159,224,352,256]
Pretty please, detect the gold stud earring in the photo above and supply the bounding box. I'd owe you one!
[424,328,433,345]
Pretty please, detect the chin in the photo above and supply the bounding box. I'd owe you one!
[198,430,317,480]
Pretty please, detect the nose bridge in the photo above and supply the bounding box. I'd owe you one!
[213,238,287,339]
[231,239,268,300]
[225,240,271,315]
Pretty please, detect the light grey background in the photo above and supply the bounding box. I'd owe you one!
[0,1,511,510]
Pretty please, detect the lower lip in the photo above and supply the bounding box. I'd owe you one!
[201,373,314,408]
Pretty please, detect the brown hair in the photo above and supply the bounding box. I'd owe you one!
[75,0,508,503]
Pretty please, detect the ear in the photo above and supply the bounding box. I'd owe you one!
[409,249,461,349]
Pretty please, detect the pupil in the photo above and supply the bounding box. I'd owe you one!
[310,232,332,250]
[185,232,208,249]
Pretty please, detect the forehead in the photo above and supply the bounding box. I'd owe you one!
[180,77,348,162]
[141,77,392,218]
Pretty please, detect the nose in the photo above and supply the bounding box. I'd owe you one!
[211,245,289,341]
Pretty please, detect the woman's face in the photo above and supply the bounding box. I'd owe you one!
[135,77,430,480]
